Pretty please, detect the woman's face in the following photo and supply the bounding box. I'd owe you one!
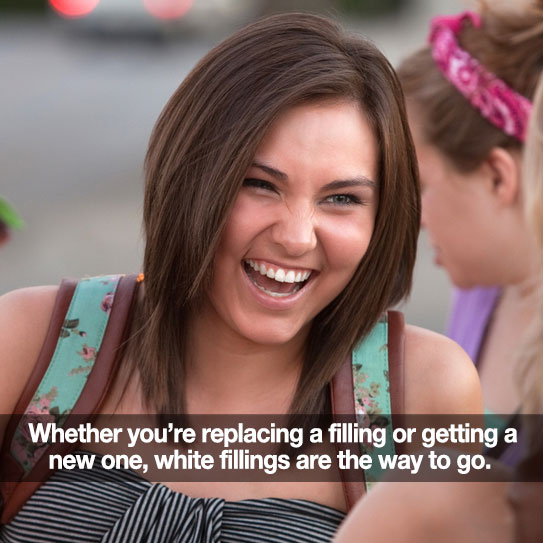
[409,113,501,288]
[206,100,378,346]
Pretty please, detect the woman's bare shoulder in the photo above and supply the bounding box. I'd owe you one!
[403,324,483,415]
[0,286,59,433]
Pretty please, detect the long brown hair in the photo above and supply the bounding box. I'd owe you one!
[138,12,420,415]
[398,0,543,172]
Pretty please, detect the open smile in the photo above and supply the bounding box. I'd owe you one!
[243,259,315,298]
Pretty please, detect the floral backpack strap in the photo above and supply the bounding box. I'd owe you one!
[0,274,139,524]
[331,310,405,510]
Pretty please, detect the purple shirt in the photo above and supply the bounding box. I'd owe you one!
[446,286,501,365]
[446,286,524,466]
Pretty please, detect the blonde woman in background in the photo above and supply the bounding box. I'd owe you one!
[508,73,543,543]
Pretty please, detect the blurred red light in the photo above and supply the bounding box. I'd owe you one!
[143,0,193,20]
[49,0,100,18]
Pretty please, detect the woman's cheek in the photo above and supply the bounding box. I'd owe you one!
[317,220,373,282]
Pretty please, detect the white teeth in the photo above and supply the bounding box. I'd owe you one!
[257,284,302,297]
[245,259,312,284]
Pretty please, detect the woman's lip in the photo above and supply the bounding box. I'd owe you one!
[241,262,316,310]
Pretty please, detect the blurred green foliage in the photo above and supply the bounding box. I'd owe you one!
[260,0,410,18]
[336,0,408,16]
[0,198,24,230]
[0,0,47,13]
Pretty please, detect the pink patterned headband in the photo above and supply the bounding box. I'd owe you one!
[428,11,532,142]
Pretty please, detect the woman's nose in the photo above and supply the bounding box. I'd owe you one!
[271,204,317,256]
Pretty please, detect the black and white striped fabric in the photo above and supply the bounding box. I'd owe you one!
[1,452,344,543]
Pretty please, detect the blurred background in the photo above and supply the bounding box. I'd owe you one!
[0,0,468,332]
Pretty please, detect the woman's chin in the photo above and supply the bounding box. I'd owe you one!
[239,326,302,347]
[232,314,309,347]
[448,271,479,291]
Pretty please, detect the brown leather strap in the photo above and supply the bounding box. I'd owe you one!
[330,310,405,511]
[388,310,405,415]
[1,274,139,524]
[387,310,406,454]
[0,279,77,490]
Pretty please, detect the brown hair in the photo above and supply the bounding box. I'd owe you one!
[138,12,420,415]
[398,0,543,172]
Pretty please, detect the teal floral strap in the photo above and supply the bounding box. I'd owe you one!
[351,314,395,489]
[11,275,122,474]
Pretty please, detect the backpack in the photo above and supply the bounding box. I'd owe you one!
[0,274,404,523]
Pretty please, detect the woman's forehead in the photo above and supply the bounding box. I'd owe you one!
[253,100,377,176]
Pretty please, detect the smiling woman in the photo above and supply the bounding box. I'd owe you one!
[139,14,430,421]
[0,12,481,542]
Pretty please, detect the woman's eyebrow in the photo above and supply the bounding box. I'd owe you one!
[322,178,376,191]
[251,161,376,190]
[251,161,287,180]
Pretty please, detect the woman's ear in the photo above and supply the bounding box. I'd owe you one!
[484,147,521,206]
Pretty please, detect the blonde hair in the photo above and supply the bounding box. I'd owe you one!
[524,75,543,250]
[518,74,543,416]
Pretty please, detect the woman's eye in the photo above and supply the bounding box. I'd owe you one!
[242,178,278,193]
[324,193,363,206]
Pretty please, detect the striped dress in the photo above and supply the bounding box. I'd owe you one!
[1,452,344,543]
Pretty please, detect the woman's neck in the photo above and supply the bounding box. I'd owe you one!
[501,268,541,304]
[184,304,307,414]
